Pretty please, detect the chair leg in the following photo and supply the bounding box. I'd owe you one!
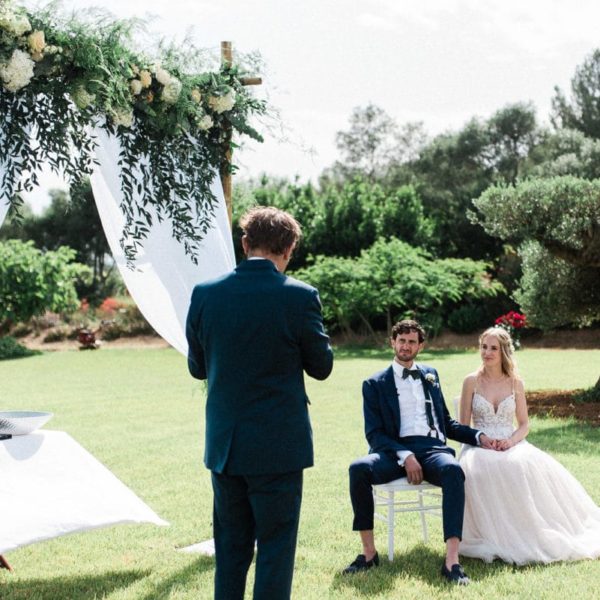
[0,555,12,572]
[418,490,428,543]
[387,490,395,561]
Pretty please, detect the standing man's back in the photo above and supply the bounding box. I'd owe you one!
[186,206,333,600]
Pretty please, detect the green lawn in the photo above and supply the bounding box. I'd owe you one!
[1,347,599,599]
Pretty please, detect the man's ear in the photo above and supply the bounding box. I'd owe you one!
[282,244,295,261]
[241,235,249,255]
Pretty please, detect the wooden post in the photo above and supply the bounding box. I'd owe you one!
[219,41,262,229]
[220,41,234,228]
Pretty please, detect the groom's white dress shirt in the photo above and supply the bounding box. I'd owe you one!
[391,360,483,466]
[391,360,445,466]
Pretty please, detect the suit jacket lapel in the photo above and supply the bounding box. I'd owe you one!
[417,366,446,434]
[382,366,401,432]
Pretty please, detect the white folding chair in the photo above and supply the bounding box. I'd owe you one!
[372,478,442,561]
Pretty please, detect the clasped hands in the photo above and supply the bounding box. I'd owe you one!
[403,435,512,485]
[479,434,513,451]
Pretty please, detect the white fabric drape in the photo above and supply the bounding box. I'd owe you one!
[0,163,10,225]
[0,430,167,554]
[90,127,235,355]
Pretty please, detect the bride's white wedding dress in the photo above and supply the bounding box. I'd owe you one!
[459,392,600,564]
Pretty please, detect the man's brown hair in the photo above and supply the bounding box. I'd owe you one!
[391,319,426,343]
[240,206,302,256]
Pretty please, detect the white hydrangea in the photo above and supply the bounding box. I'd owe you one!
[196,113,214,131]
[154,64,171,86]
[208,89,236,114]
[0,49,35,93]
[161,77,182,104]
[112,107,134,128]
[71,84,96,110]
[0,7,31,37]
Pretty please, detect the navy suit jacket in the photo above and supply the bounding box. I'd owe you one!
[363,364,479,456]
[186,259,334,475]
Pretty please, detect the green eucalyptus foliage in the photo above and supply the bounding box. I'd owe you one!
[0,239,91,326]
[0,1,266,263]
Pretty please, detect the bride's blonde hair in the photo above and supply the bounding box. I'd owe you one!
[479,326,517,378]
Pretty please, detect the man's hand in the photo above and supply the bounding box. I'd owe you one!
[479,434,498,450]
[404,454,423,484]
[495,438,513,451]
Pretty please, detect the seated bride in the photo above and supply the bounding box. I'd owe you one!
[458,326,600,565]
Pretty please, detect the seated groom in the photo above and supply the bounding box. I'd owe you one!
[343,319,494,585]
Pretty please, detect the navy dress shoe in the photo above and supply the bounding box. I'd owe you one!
[441,562,470,585]
[342,552,380,574]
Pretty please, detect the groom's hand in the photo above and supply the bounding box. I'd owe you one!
[404,455,423,484]
[479,434,497,450]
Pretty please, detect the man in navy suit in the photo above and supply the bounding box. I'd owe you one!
[186,206,333,600]
[343,320,494,585]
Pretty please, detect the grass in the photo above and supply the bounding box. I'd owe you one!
[0,346,599,599]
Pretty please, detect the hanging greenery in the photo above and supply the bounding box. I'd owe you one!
[0,0,267,263]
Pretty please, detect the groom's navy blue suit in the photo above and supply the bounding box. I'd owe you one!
[186,258,333,600]
[350,364,480,541]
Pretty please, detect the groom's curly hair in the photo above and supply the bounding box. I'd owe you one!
[391,319,426,343]
[240,206,302,255]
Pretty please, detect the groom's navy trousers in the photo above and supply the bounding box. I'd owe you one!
[349,436,465,540]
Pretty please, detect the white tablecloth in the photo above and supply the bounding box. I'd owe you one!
[0,430,167,554]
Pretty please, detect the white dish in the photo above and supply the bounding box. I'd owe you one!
[0,411,53,435]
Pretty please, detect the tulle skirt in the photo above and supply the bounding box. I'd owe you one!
[459,441,600,565]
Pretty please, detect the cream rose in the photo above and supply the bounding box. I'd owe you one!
[196,113,214,131]
[139,69,152,88]
[161,78,182,104]
[28,30,45,55]
[190,88,202,103]
[154,64,171,86]
[208,89,236,114]
[130,79,143,95]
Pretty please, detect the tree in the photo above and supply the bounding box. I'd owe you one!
[405,103,540,260]
[232,176,434,267]
[0,240,91,331]
[552,49,600,139]
[325,104,427,183]
[473,175,600,388]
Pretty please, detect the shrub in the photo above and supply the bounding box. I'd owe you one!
[43,328,69,343]
[447,304,488,334]
[0,336,41,360]
[0,240,91,328]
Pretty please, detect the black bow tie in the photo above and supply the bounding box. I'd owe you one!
[402,368,420,380]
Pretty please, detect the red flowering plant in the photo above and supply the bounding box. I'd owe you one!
[495,311,527,349]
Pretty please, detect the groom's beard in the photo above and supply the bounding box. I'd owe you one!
[395,348,419,364]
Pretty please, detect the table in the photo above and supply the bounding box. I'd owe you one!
[0,430,167,558]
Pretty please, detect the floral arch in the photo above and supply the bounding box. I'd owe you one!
[0,0,267,351]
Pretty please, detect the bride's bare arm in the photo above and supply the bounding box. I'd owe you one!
[459,375,476,425]
[497,378,529,450]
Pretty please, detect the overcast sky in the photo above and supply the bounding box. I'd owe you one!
[21,0,600,211]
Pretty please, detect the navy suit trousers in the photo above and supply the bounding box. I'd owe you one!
[211,470,303,600]
[349,436,466,541]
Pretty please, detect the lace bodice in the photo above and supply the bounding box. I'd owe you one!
[471,393,515,439]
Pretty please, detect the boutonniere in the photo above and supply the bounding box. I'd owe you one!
[424,373,439,387]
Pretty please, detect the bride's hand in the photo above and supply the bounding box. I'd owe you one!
[497,438,513,451]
